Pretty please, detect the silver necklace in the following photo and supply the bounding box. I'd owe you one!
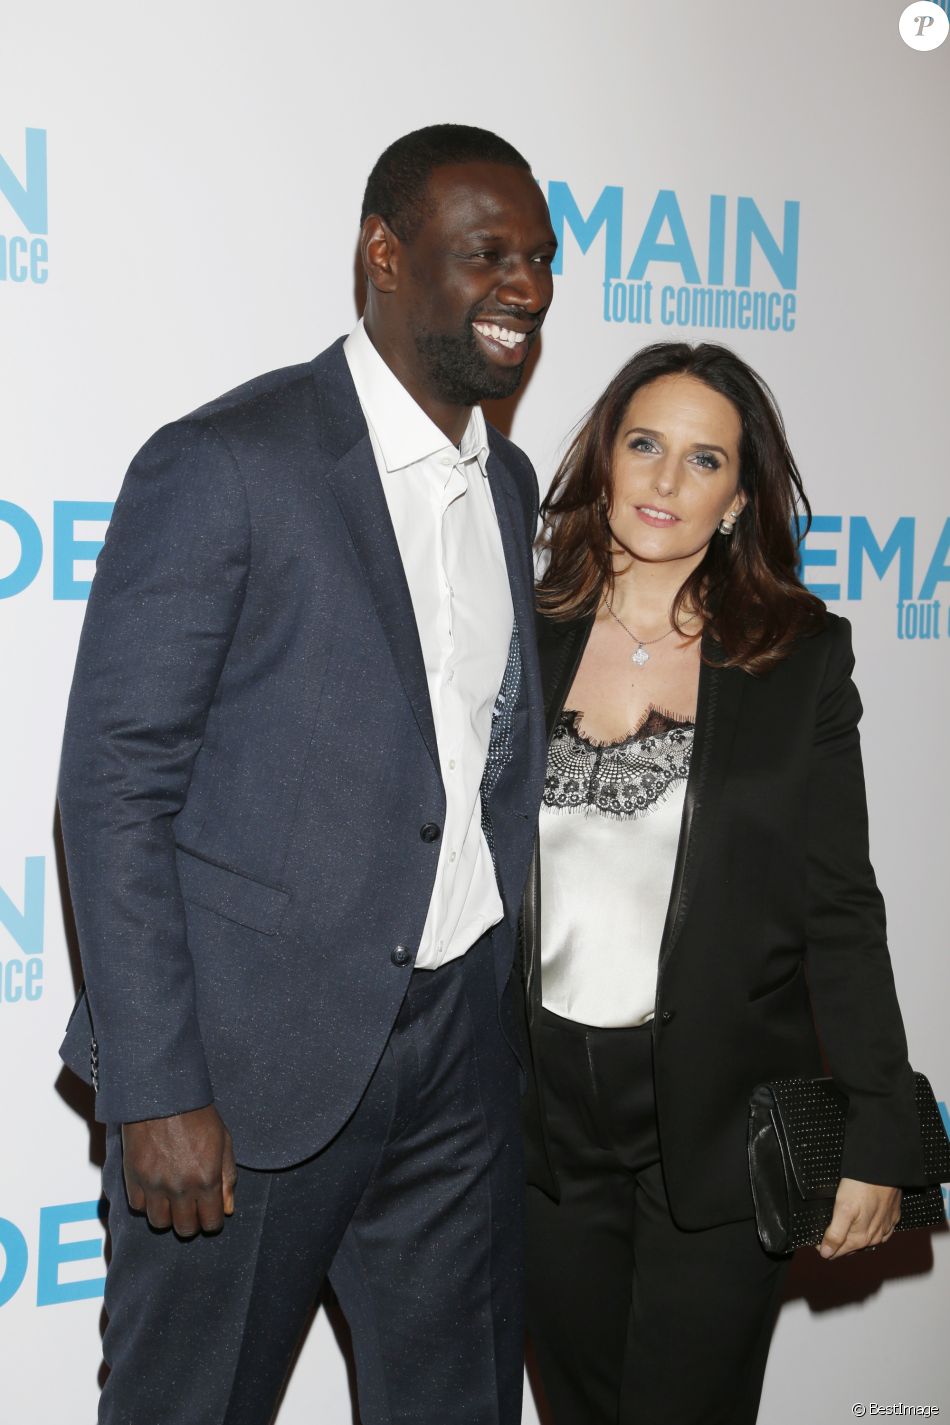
[604,599,697,666]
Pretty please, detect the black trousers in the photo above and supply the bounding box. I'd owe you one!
[98,934,524,1425]
[525,1007,790,1425]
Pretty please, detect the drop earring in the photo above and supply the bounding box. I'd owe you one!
[718,509,738,536]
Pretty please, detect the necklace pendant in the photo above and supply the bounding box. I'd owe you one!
[632,645,650,666]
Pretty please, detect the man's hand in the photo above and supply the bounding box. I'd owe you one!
[818,1177,902,1259]
[122,1104,237,1237]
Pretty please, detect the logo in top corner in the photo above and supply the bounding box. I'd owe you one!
[0,127,49,285]
[899,2,949,49]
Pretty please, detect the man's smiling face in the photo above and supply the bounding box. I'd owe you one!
[397,161,557,405]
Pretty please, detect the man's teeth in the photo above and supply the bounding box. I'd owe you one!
[641,507,676,521]
[473,322,527,349]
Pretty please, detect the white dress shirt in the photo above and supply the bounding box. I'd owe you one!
[344,319,514,969]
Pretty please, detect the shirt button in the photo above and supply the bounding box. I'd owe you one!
[391,945,412,968]
[420,822,441,843]
[450,851,457,862]
[448,759,456,770]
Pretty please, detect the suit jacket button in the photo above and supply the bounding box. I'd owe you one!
[660,1009,675,1022]
[420,822,441,843]
[391,945,413,967]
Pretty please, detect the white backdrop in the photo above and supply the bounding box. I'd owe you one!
[2,3,948,1421]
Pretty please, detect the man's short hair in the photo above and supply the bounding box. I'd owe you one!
[360,124,531,242]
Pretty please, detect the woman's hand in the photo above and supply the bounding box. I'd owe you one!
[818,1178,902,1258]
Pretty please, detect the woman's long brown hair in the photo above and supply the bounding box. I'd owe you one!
[536,342,827,673]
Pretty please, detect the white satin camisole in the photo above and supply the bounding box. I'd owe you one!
[538,707,695,1029]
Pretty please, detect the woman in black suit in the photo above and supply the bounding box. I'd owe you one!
[520,342,925,1425]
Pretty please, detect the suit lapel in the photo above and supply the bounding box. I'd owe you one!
[658,633,745,969]
[485,445,545,805]
[538,611,596,735]
[324,441,440,769]
[315,345,540,782]
[485,448,534,644]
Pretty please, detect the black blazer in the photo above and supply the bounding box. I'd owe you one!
[519,609,925,1229]
[58,338,546,1169]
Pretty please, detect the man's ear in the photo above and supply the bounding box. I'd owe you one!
[360,214,400,294]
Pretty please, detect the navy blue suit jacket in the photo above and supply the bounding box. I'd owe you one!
[58,338,546,1168]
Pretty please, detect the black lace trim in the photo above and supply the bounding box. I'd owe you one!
[542,708,694,820]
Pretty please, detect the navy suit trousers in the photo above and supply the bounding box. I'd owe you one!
[98,933,525,1425]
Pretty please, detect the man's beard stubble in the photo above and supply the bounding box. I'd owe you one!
[411,321,527,406]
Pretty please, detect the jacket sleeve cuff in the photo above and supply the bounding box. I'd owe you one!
[94,1075,215,1128]
[839,1085,928,1187]
[91,1031,215,1127]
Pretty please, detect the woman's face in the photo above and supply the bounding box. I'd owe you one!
[607,374,746,569]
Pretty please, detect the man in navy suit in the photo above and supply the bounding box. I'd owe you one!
[58,123,556,1424]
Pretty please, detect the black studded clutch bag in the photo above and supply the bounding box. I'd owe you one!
[748,1073,950,1253]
